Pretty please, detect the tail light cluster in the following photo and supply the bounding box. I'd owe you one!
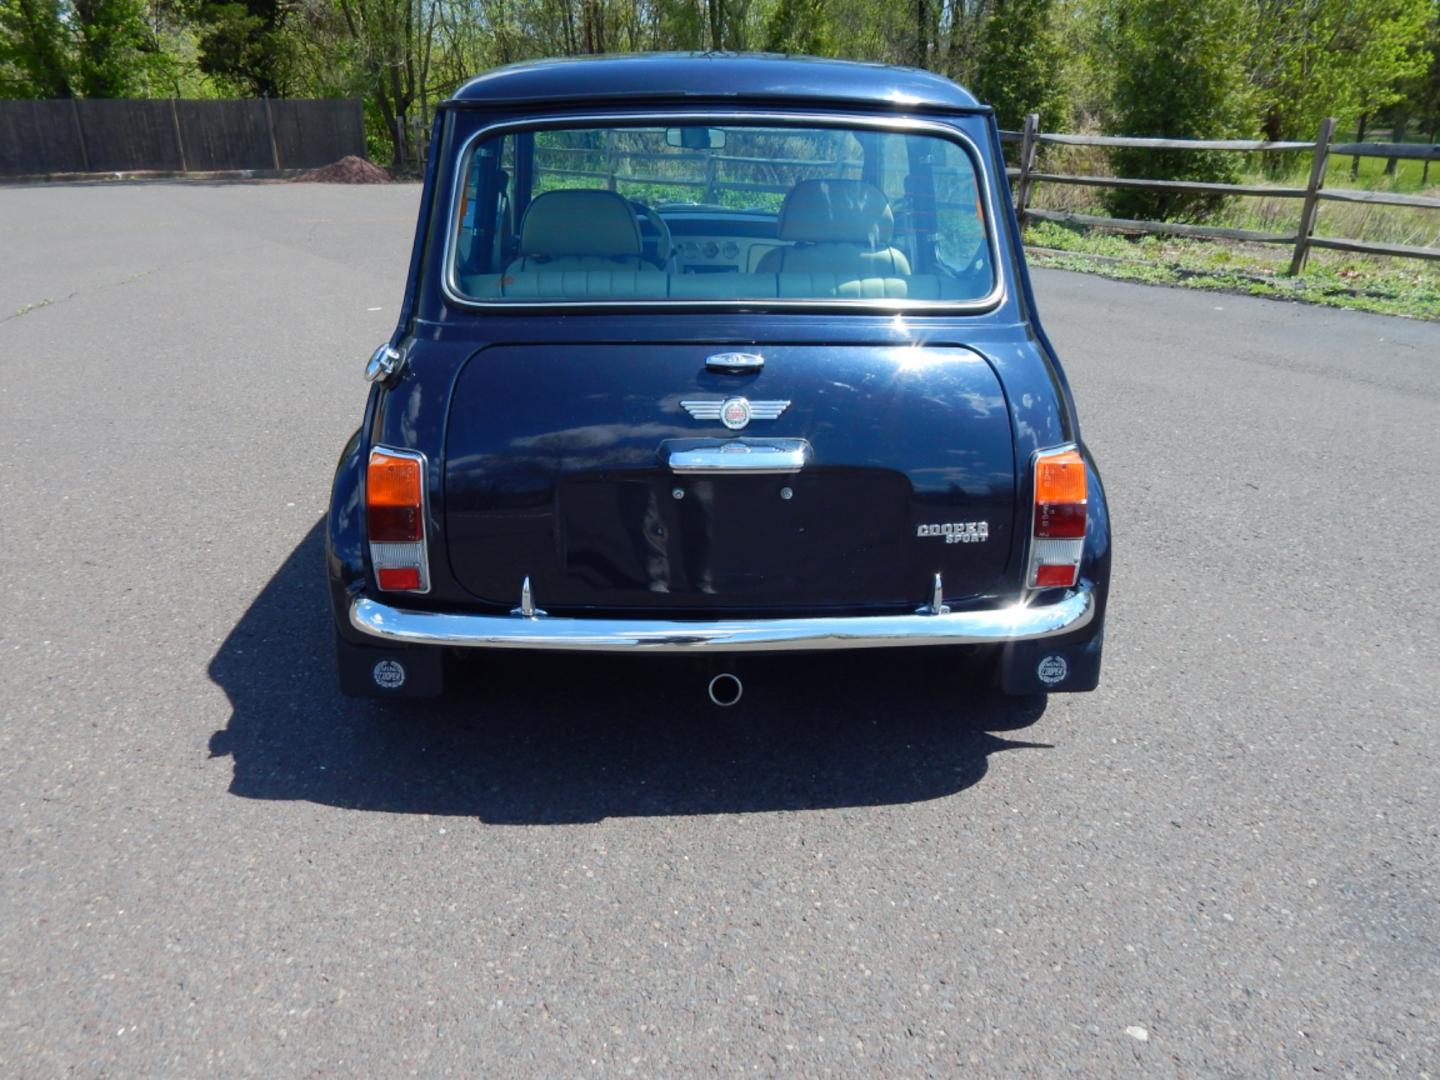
[1028,446,1087,589]
[367,447,429,592]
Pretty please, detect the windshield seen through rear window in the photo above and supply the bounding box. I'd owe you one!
[449,121,997,307]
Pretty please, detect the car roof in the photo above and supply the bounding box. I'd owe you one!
[446,53,983,113]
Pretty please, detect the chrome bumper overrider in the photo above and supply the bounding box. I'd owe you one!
[348,583,1095,654]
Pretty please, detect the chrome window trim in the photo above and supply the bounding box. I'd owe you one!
[441,110,1007,315]
[366,444,433,596]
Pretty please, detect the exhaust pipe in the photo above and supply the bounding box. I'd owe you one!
[707,672,743,708]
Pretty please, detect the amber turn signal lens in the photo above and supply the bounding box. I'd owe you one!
[1035,449,1087,505]
[368,451,422,507]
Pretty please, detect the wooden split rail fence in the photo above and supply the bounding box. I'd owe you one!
[1001,116,1440,273]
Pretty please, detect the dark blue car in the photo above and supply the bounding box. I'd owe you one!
[328,53,1110,704]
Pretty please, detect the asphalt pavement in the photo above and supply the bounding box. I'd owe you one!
[2,181,1437,1076]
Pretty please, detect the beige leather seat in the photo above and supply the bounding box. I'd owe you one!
[755,180,912,276]
[507,189,648,272]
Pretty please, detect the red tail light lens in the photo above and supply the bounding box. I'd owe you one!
[1033,564,1079,588]
[376,566,422,591]
[1029,447,1087,589]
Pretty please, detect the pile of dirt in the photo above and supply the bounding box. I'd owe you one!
[292,155,392,184]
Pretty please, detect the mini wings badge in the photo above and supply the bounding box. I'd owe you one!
[680,397,791,431]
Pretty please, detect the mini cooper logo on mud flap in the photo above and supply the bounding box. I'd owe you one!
[1036,654,1068,686]
[680,398,792,430]
[917,521,990,544]
[373,658,406,690]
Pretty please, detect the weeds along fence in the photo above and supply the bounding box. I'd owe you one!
[1001,116,1440,273]
[0,98,367,179]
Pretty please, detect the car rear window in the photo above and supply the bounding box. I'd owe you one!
[448,120,998,308]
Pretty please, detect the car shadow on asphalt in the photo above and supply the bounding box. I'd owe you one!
[207,521,1050,823]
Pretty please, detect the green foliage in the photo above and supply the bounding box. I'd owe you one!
[764,0,833,55]
[972,0,1066,130]
[2,0,206,98]
[0,0,73,96]
[653,0,709,51]
[194,0,289,96]
[1249,0,1432,141]
[1101,0,1254,220]
[1404,5,1440,146]
[72,0,158,97]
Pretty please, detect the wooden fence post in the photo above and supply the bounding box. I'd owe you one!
[1016,112,1040,226]
[1289,117,1336,276]
[169,99,187,173]
[262,97,281,172]
[70,97,90,174]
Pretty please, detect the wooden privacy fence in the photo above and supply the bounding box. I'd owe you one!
[1002,116,1440,273]
[0,99,367,179]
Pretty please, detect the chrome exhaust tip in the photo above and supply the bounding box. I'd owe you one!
[707,672,743,708]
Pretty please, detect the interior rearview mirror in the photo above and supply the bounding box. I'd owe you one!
[666,127,727,150]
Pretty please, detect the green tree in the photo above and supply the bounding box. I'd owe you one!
[0,0,73,96]
[971,0,1066,129]
[1248,0,1432,141]
[327,0,436,170]
[195,0,290,96]
[1101,0,1254,220]
[651,0,709,51]
[1410,9,1440,181]
[1052,0,1113,125]
[764,0,833,53]
[72,0,158,96]
[1376,4,1437,176]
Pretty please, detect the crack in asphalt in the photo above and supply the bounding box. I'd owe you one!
[4,267,162,323]
[4,241,271,323]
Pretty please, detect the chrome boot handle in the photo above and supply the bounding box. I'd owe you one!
[661,438,811,474]
[705,352,764,373]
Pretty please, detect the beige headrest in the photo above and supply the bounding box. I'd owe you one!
[519,189,642,259]
[779,179,894,247]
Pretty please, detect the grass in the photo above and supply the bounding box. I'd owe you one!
[1022,136,1440,320]
[1023,219,1440,320]
[1322,146,1436,193]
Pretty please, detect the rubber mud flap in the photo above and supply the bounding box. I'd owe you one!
[999,629,1104,695]
[335,630,446,699]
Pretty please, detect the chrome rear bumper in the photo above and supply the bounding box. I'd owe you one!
[348,584,1095,654]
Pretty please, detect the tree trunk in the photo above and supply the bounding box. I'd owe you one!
[1384,116,1407,176]
[390,116,408,172]
[1259,109,1285,177]
[1350,113,1367,181]
[914,0,928,68]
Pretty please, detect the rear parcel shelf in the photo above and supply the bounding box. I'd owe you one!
[456,271,981,301]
